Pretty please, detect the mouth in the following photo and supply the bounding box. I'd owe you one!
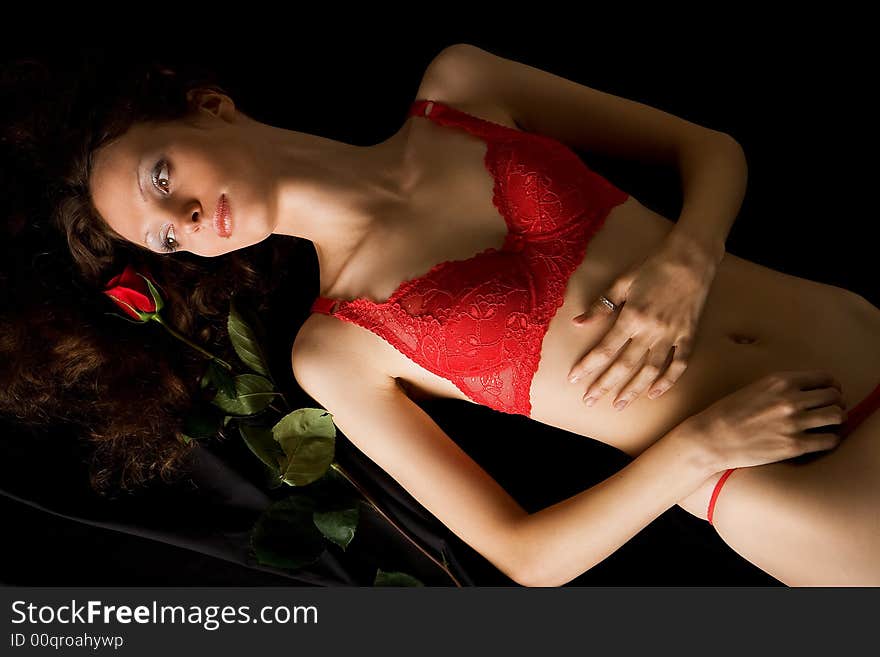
[213,194,232,238]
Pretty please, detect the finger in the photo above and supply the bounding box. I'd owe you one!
[644,338,674,382]
[584,339,647,405]
[573,294,621,325]
[793,404,847,432]
[640,344,675,400]
[784,369,843,392]
[647,338,693,399]
[796,386,846,411]
[573,270,633,324]
[568,324,632,383]
[573,336,633,394]
[795,431,843,456]
[580,340,630,405]
[582,338,644,406]
[613,344,672,410]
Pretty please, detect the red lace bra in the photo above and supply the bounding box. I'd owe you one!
[310,98,630,417]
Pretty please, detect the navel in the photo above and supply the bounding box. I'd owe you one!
[727,331,759,345]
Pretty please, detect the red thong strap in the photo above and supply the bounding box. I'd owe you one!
[707,468,736,526]
[706,376,880,526]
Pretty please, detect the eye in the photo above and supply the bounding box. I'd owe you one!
[151,159,170,195]
[160,223,179,253]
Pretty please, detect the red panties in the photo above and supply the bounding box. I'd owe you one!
[707,376,880,525]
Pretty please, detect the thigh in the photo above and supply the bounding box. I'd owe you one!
[708,407,880,585]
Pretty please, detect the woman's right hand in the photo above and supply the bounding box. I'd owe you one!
[678,369,848,471]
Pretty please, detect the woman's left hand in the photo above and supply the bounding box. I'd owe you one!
[567,233,721,410]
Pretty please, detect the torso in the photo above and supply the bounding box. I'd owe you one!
[304,87,880,473]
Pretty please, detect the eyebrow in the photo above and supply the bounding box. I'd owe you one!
[137,160,153,248]
[137,159,146,203]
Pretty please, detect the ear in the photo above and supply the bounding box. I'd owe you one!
[186,88,237,122]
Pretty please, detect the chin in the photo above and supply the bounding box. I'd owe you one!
[215,241,249,256]
[217,234,270,257]
[208,215,273,255]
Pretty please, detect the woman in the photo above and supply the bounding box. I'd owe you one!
[16,46,880,586]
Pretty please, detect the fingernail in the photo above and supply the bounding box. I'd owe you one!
[584,396,597,407]
[569,373,580,383]
[648,388,662,399]
[614,399,628,411]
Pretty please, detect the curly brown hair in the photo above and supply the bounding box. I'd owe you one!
[1,50,308,497]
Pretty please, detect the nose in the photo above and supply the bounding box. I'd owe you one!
[182,201,203,235]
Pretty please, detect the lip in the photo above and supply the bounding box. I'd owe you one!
[212,194,232,238]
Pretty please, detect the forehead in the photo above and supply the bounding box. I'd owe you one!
[89,123,160,244]
[90,122,158,193]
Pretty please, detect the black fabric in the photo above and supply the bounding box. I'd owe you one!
[0,402,780,586]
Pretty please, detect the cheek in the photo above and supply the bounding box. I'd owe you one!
[229,171,273,233]
[201,141,272,245]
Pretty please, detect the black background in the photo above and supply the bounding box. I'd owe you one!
[1,18,876,587]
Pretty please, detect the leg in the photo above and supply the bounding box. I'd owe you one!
[709,407,880,585]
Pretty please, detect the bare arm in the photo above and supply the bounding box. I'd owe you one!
[427,42,747,267]
[292,321,716,587]
[514,429,711,586]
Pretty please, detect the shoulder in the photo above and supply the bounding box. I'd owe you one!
[422,43,736,163]
[291,313,398,398]
[416,43,521,131]
[419,43,493,99]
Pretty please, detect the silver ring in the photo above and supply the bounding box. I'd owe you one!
[599,295,618,312]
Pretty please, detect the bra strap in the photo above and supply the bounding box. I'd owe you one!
[311,296,339,315]
[408,99,503,142]
[409,99,437,118]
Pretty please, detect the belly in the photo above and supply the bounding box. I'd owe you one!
[391,195,880,457]
[529,196,880,457]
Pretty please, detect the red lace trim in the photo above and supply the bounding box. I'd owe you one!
[311,99,629,416]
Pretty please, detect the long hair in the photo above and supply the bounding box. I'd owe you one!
[1,50,307,497]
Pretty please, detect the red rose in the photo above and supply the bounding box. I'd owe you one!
[103,264,164,321]
[102,264,226,365]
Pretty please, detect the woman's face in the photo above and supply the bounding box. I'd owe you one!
[89,91,275,257]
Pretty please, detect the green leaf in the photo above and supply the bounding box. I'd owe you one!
[250,495,325,570]
[273,408,336,486]
[211,373,276,416]
[239,423,284,471]
[202,359,237,399]
[138,273,165,314]
[374,569,424,587]
[312,506,359,550]
[180,433,195,444]
[182,403,224,439]
[305,466,354,502]
[103,311,149,325]
[228,298,271,377]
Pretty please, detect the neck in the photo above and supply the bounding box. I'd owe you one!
[253,116,416,294]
